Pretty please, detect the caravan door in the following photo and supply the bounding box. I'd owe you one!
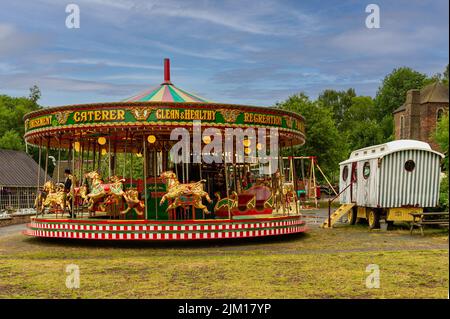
[350,161,357,203]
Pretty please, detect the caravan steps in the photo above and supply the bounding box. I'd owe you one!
[321,203,356,228]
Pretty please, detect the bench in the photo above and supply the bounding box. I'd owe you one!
[409,212,449,236]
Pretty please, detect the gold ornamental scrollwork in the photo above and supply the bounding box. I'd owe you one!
[129,107,154,121]
[219,109,241,123]
[54,111,71,125]
[284,116,293,129]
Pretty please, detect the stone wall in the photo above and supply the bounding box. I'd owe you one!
[393,90,448,152]
[0,213,34,227]
[419,103,448,151]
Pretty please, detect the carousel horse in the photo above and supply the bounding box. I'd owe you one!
[281,182,298,212]
[159,171,212,216]
[273,171,298,214]
[273,171,284,213]
[121,188,145,216]
[40,182,67,214]
[84,171,125,214]
[66,184,88,212]
[34,181,54,214]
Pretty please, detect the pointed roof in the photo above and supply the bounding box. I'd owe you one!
[122,83,211,103]
[122,58,212,103]
[393,82,449,114]
[419,82,449,104]
[393,103,406,113]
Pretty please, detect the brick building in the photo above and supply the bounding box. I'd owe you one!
[393,82,449,151]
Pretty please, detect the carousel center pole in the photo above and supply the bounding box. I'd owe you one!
[108,130,112,179]
[92,139,96,172]
[57,136,61,183]
[154,148,158,220]
[79,137,84,185]
[224,150,231,220]
[143,134,148,220]
[44,137,50,184]
[36,138,42,217]
[123,130,128,179]
[130,133,133,187]
[97,138,102,175]
[72,140,76,218]
[290,140,299,215]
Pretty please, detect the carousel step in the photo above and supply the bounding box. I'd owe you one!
[321,203,355,228]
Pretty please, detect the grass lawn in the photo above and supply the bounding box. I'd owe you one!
[0,224,448,298]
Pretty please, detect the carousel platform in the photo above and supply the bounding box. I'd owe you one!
[23,214,307,241]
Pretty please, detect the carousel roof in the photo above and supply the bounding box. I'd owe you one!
[22,58,306,149]
[122,59,211,103]
[122,82,211,103]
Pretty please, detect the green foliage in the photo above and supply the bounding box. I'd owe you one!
[439,174,448,210]
[374,67,428,121]
[108,153,144,180]
[318,88,356,129]
[0,130,23,150]
[0,92,41,151]
[277,93,348,178]
[443,64,449,85]
[276,65,448,181]
[373,67,429,140]
[342,96,385,150]
[28,85,41,103]
[434,113,449,171]
[424,64,449,86]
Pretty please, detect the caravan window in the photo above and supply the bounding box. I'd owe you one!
[342,165,349,181]
[363,162,370,179]
[405,160,415,172]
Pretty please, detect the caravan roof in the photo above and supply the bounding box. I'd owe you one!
[340,140,444,165]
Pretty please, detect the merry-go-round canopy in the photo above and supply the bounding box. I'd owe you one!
[23,59,306,150]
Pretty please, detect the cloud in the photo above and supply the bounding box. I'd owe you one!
[144,40,237,60]
[59,0,318,36]
[59,58,163,70]
[330,26,447,56]
[0,0,448,107]
[0,73,142,98]
[0,23,40,57]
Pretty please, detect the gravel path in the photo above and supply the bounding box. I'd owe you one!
[0,223,27,237]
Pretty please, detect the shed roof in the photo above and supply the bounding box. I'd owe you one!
[340,139,444,165]
[0,149,49,187]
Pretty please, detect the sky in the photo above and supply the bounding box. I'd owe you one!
[0,0,448,107]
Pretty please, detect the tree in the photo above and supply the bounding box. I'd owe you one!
[318,88,356,129]
[424,64,449,86]
[434,113,449,209]
[29,85,41,103]
[0,129,23,150]
[342,96,384,150]
[0,90,41,154]
[374,67,428,139]
[375,67,428,119]
[277,93,348,178]
[434,113,449,170]
[443,64,449,85]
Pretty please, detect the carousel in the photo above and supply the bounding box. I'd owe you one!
[23,59,308,241]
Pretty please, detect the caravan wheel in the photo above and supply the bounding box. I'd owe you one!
[347,207,357,225]
[368,210,380,229]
